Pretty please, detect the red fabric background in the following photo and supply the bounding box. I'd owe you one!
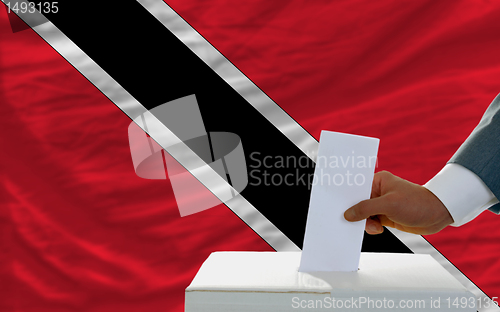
[1,1,499,311]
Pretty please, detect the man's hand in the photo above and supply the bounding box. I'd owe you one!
[344,171,454,235]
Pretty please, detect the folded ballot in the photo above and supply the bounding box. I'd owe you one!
[185,251,476,311]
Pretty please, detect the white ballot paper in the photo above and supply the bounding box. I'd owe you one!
[299,131,379,272]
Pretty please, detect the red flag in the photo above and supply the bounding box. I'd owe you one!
[1,1,500,311]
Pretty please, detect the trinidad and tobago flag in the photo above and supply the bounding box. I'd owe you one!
[1,1,500,311]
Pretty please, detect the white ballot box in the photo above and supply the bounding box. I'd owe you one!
[185,251,476,312]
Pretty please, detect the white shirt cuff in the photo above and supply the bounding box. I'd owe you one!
[423,163,499,227]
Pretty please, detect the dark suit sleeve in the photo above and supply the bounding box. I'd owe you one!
[448,93,500,214]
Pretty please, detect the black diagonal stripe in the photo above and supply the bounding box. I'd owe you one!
[29,0,410,252]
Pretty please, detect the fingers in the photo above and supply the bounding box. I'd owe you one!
[377,214,395,229]
[365,217,384,234]
[370,170,393,198]
[344,196,391,222]
[370,172,382,199]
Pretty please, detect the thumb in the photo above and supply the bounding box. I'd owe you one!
[344,196,391,222]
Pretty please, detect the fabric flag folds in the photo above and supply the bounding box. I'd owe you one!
[1,1,500,311]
